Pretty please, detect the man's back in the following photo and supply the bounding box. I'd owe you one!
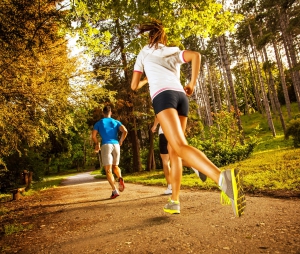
[94,118,121,145]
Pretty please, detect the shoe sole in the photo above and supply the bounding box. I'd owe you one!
[119,179,125,192]
[110,194,119,199]
[199,172,207,182]
[163,207,180,214]
[164,190,172,195]
[192,168,207,182]
[231,169,246,217]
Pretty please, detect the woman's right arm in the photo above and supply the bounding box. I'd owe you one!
[131,72,148,91]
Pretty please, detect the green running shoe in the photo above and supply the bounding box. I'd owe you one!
[220,169,246,217]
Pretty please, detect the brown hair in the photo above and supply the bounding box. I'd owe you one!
[137,20,167,49]
[103,106,111,115]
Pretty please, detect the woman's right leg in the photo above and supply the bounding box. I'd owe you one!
[157,108,246,217]
[157,108,221,184]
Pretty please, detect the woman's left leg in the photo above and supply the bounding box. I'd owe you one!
[157,109,188,203]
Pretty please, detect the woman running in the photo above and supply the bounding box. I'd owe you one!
[131,20,245,216]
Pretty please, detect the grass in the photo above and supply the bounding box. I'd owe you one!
[122,144,300,195]
[122,104,300,195]
[4,223,33,235]
[1,104,299,199]
[25,173,77,194]
[0,173,77,201]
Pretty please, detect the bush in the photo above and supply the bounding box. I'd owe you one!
[285,115,300,148]
[188,108,259,167]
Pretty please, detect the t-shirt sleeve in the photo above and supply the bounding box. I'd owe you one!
[133,51,144,73]
[93,122,99,131]
[179,50,187,63]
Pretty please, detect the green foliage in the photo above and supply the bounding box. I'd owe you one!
[22,173,76,196]
[0,0,115,190]
[68,0,243,51]
[285,115,300,148]
[229,148,300,192]
[125,147,300,193]
[254,134,293,152]
[4,223,33,235]
[0,207,9,216]
[188,109,259,167]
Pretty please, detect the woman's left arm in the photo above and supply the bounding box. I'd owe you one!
[182,50,201,96]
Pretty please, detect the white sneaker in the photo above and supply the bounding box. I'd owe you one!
[164,188,172,195]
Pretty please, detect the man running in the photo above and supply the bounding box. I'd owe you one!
[92,106,128,199]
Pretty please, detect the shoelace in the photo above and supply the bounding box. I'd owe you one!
[220,191,231,205]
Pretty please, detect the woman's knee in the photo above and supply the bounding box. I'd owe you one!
[168,141,187,156]
[171,144,189,158]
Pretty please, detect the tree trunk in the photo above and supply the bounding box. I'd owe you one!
[236,55,249,115]
[217,42,231,112]
[212,68,222,111]
[193,83,203,123]
[218,35,244,142]
[261,43,287,134]
[246,50,262,113]
[277,6,300,110]
[200,66,213,126]
[146,126,156,171]
[115,18,142,172]
[259,49,276,114]
[206,63,218,114]
[263,68,277,114]
[248,23,276,137]
[272,39,291,118]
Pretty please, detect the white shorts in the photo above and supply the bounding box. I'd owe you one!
[101,144,120,166]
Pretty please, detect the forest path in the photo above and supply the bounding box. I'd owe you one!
[1,171,299,254]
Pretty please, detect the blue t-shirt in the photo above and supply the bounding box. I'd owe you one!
[93,118,122,145]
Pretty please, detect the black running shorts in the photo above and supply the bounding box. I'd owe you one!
[152,90,189,117]
[159,133,168,154]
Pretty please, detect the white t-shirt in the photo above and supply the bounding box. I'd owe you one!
[134,43,187,100]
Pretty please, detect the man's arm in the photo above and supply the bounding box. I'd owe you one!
[92,129,101,152]
[119,125,128,146]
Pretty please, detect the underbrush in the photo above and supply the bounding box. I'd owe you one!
[124,147,300,195]
[0,173,75,201]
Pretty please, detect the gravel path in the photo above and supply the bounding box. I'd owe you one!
[1,171,299,254]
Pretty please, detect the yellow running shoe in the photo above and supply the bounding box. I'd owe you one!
[220,169,246,217]
[163,199,180,214]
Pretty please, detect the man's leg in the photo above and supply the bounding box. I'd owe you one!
[112,145,125,192]
[112,165,122,179]
[104,164,119,198]
[104,165,117,190]
[112,165,125,192]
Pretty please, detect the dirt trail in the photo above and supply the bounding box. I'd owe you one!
[1,171,299,254]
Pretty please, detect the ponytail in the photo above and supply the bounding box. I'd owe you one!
[138,20,167,49]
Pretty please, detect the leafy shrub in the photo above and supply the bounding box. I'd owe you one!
[188,108,259,167]
[285,115,300,148]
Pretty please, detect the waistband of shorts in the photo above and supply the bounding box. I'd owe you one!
[151,88,186,101]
